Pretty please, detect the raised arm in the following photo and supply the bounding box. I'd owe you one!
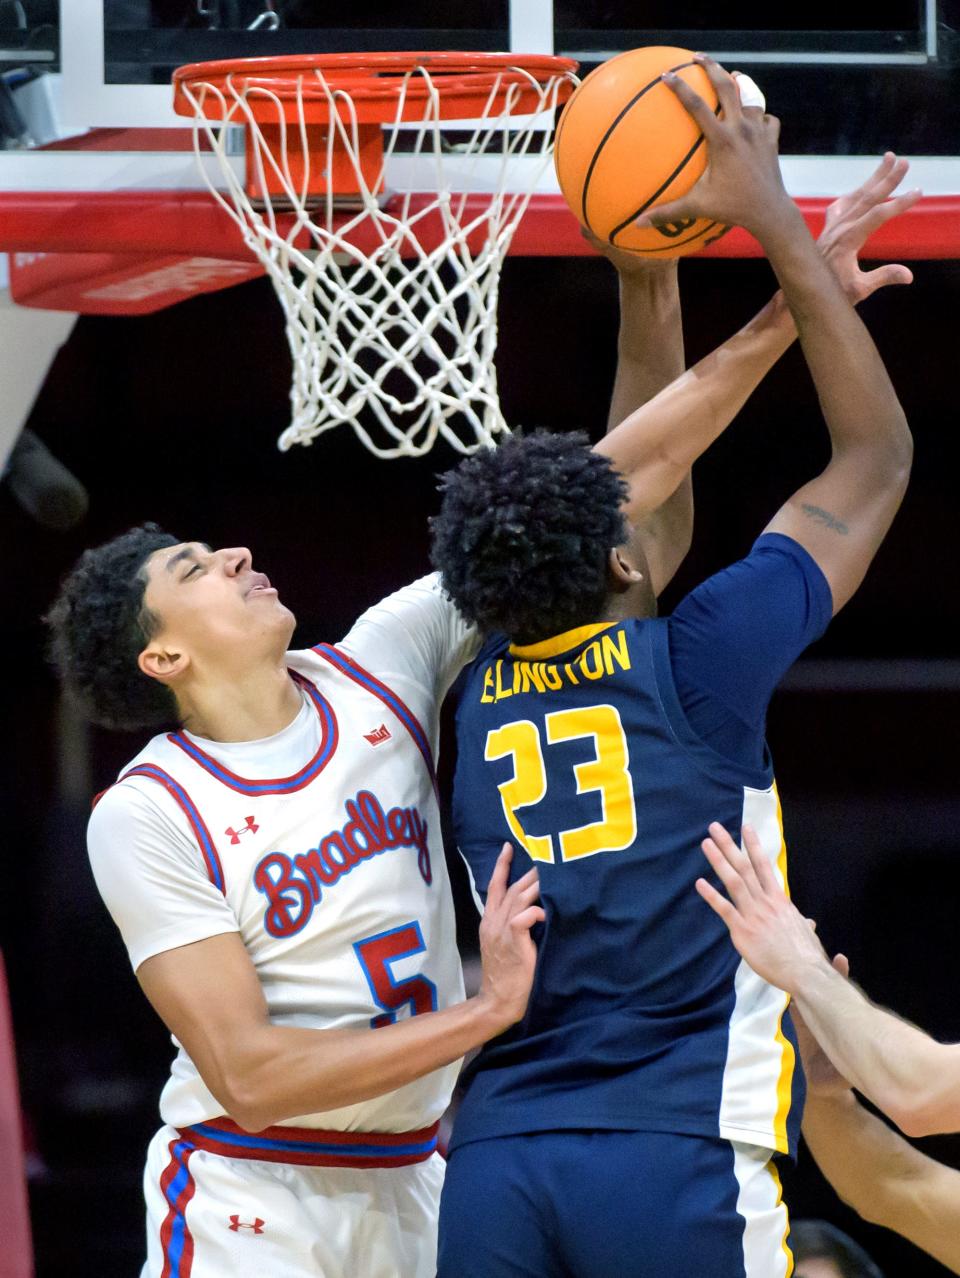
[600,255,689,596]
[640,56,912,613]
[595,291,794,527]
[697,820,960,1138]
[596,153,917,590]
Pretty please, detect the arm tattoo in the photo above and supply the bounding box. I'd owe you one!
[801,503,849,535]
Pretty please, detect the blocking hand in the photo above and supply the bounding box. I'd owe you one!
[817,152,920,304]
[695,820,830,992]
[635,54,790,238]
[477,843,545,1031]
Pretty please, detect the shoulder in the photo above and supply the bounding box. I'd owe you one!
[88,767,201,872]
[341,573,467,644]
[335,573,481,698]
[673,533,832,636]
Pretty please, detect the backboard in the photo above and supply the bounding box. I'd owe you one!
[0,1,957,315]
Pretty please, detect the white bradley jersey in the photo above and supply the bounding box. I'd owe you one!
[88,575,477,1135]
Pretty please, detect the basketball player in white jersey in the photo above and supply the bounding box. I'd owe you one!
[49,550,547,1278]
[45,140,915,1277]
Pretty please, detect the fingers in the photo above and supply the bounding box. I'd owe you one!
[740,823,780,891]
[510,905,546,932]
[508,877,543,914]
[509,866,540,894]
[661,67,720,137]
[695,876,737,924]
[833,953,850,979]
[634,195,697,229]
[700,829,756,907]
[860,263,914,295]
[732,71,766,115]
[485,842,514,906]
[862,153,910,206]
[840,153,906,218]
[851,188,922,241]
[692,53,741,121]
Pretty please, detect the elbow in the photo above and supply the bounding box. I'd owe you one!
[217,1078,278,1134]
[892,428,914,486]
[883,413,913,485]
[850,1182,896,1229]
[892,1102,946,1140]
[872,422,913,492]
[887,1084,951,1139]
[207,1053,281,1133]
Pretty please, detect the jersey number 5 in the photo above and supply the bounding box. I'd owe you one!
[353,922,438,1028]
[484,704,637,864]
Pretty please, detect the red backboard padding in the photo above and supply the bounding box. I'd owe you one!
[0,951,33,1278]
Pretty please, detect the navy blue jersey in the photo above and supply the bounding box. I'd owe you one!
[451,535,831,1157]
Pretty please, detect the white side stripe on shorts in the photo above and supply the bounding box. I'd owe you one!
[732,1142,794,1278]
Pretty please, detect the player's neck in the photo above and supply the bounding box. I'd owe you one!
[176,659,302,743]
[601,587,657,625]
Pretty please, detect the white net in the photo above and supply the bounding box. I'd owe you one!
[177,59,577,457]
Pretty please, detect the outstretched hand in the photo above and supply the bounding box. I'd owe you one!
[695,820,831,992]
[635,54,790,238]
[816,152,921,303]
[477,843,545,1031]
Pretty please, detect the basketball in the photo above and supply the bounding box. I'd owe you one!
[554,46,724,258]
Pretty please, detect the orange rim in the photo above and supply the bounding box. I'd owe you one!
[173,51,578,124]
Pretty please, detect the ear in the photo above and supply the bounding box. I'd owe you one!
[138,642,189,685]
[607,546,644,594]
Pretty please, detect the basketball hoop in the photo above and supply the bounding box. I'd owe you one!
[172,52,578,458]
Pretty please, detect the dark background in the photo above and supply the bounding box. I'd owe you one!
[3,0,960,1273]
[2,251,959,1276]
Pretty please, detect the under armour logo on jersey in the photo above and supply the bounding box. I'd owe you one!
[228,1215,265,1234]
[225,816,259,844]
[364,724,391,746]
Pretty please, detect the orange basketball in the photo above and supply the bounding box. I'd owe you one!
[554,46,724,258]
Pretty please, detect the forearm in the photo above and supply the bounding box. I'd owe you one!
[213,996,503,1132]
[605,267,684,433]
[596,291,796,520]
[793,959,960,1136]
[606,266,688,592]
[804,1090,960,1272]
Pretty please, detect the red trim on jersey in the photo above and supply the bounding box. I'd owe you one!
[181,1116,441,1169]
[313,644,438,796]
[166,671,339,795]
[118,765,226,895]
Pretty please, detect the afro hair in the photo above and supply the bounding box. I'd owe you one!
[430,430,628,643]
[46,523,182,731]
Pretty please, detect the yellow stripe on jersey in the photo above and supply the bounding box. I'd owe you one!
[768,1159,795,1277]
[509,621,618,660]
[771,783,796,1156]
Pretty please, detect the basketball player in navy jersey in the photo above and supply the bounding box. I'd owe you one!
[431,56,913,1277]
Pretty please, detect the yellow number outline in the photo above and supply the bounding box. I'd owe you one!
[485,720,555,863]
[484,705,637,864]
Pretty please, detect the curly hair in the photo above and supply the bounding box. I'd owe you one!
[46,524,181,731]
[430,431,628,643]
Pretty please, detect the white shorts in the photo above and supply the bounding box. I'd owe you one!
[142,1120,445,1278]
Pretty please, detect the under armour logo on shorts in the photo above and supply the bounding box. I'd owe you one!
[228,1215,265,1234]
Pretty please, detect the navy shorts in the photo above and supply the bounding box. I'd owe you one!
[437,1130,793,1278]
